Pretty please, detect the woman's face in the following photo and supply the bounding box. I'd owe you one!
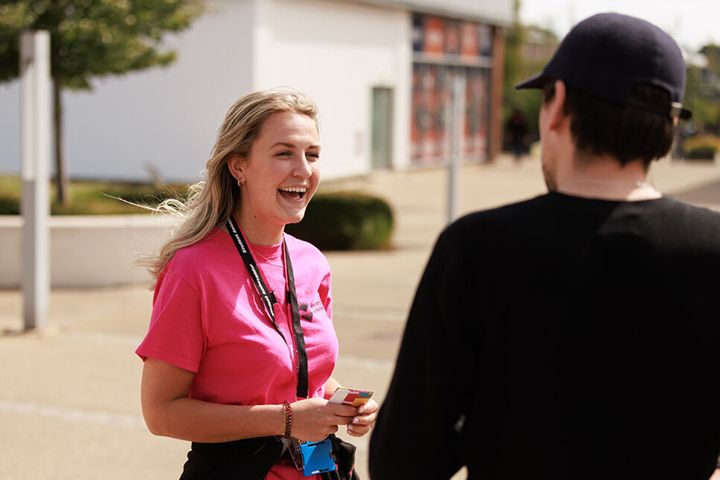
[230,111,321,240]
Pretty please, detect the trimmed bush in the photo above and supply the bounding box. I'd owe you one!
[682,134,719,161]
[0,175,396,252]
[0,195,20,215]
[286,192,394,250]
[685,145,717,160]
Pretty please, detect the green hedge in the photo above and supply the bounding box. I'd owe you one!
[682,134,720,161]
[0,176,395,251]
[0,195,19,215]
[685,146,717,160]
[286,192,394,250]
[0,177,187,215]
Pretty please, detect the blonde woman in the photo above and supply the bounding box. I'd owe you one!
[136,90,378,479]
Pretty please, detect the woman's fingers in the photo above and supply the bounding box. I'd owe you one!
[347,423,370,436]
[353,399,379,425]
[345,399,379,436]
[326,403,357,424]
[351,412,377,426]
[356,399,379,415]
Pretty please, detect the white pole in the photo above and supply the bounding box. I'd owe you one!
[21,31,51,331]
[447,73,465,224]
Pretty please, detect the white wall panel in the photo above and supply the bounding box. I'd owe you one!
[255,0,411,177]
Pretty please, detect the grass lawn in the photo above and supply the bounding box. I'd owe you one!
[0,174,190,215]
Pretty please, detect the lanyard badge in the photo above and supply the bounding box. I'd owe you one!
[285,437,337,476]
[299,438,336,475]
[226,216,309,399]
[228,217,330,476]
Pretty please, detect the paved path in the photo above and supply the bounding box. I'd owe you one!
[2,156,719,479]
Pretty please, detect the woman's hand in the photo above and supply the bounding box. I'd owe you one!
[290,398,357,442]
[346,399,379,437]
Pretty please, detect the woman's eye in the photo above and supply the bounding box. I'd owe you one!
[307,152,320,161]
[275,151,292,157]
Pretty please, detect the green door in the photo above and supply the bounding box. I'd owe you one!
[371,87,393,170]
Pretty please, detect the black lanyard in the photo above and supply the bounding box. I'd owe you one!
[226,216,309,399]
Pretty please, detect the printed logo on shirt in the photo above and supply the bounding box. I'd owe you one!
[299,302,313,322]
[299,300,325,322]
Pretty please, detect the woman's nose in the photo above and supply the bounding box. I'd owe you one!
[293,155,313,177]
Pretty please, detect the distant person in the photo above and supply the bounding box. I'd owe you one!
[136,90,377,479]
[505,107,529,161]
[370,13,720,480]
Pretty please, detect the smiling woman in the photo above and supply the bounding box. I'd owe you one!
[135,90,377,480]
[227,110,321,245]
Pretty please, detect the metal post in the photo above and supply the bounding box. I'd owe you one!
[447,73,465,224]
[21,31,51,331]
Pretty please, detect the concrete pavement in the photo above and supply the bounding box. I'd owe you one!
[2,155,720,479]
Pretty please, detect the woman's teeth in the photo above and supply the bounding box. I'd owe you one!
[279,187,306,199]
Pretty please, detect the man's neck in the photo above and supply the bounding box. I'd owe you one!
[556,155,661,201]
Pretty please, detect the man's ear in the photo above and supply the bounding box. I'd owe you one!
[546,80,569,130]
[226,154,247,184]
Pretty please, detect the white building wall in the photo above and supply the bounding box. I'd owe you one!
[254,0,411,176]
[0,0,495,182]
[0,0,254,182]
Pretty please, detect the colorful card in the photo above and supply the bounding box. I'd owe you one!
[328,387,373,407]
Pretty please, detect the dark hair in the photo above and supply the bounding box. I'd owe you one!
[543,82,675,167]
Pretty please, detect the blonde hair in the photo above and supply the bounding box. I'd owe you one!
[144,89,318,279]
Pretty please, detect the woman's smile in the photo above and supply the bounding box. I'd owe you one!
[229,110,321,245]
[278,185,308,201]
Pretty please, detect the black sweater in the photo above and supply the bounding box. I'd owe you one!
[370,193,720,480]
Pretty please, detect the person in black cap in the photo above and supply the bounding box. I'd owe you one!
[369,13,720,480]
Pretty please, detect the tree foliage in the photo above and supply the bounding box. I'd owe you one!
[0,0,203,204]
[685,44,720,131]
[502,0,558,146]
[0,0,202,89]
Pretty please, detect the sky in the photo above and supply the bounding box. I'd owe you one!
[520,0,720,52]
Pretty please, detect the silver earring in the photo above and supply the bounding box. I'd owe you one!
[237,178,245,188]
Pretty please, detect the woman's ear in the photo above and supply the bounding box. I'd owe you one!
[226,154,247,185]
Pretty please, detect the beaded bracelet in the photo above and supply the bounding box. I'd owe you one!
[281,401,293,438]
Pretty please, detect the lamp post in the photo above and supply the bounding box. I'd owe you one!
[447,72,465,223]
[20,31,51,331]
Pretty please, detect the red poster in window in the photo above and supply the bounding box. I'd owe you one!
[424,17,444,55]
[445,20,461,55]
[464,70,488,160]
[460,22,479,58]
[412,64,455,165]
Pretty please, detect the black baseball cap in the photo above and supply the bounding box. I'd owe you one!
[516,13,692,120]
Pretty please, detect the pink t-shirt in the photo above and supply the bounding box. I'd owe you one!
[136,228,338,479]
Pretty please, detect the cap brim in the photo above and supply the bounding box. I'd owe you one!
[515,72,548,90]
[669,101,692,120]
